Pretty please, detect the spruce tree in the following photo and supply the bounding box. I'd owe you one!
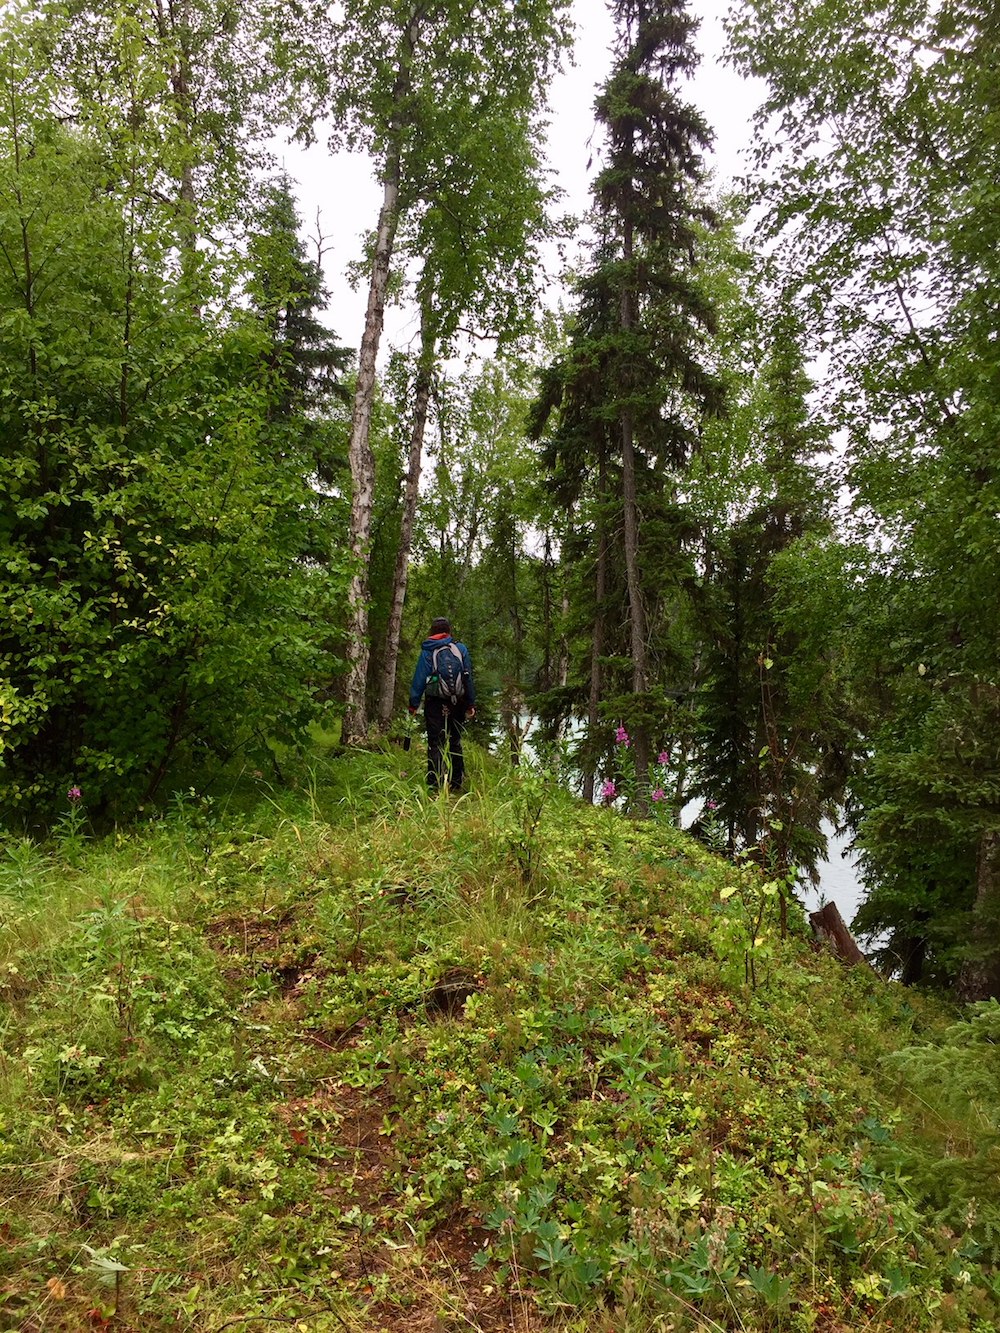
[533,0,723,806]
[731,0,1000,994]
[697,301,842,886]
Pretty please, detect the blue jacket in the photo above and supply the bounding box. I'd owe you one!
[409,635,475,709]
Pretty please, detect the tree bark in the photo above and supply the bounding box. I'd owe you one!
[619,217,651,810]
[956,828,1000,1002]
[898,933,927,986]
[583,456,609,804]
[376,321,434,731]
[558,588,570,691]
[541,531,554,694]
[809,901,872,969]
[158,0,199,297]
[341,13,420,745]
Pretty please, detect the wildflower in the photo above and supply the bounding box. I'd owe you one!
[600,779,617,801]
[657,751,670,766]
[615,725,630,746]
[67,786,82,802]
[705,798,719,811]
[651,788,666,802]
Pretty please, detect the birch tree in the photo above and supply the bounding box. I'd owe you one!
[375,89,557,730]
[0,9,349,818]
[329,0,568,743]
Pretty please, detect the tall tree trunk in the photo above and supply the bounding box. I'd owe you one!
[158,0,199,296]
[621,411,651,808]
[376,319,435,731]
[619,218,651,810]
[506,518,526,764]
[541,531,554,694]
[558,588,570,692]
[583,455,609,804]
[342,13,420,745]
[957,827,1000,1002]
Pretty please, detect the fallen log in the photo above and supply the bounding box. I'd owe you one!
[809,901,873,970]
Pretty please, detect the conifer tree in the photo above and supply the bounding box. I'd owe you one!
[731,0,1000,994]
[0,23,350,818]
[247,176,353,615]
[697,301,843,885]
[533,0,723,806]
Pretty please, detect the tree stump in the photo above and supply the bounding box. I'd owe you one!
[809,901,872,970]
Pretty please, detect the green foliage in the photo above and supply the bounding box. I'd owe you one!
[529,0,724,800]
[694,289,846,881]
[885,1001,1000,1262]
[728,0,1000,995]
[0,27,350,820]
[403,355,554,742]
[1,743,997,1329]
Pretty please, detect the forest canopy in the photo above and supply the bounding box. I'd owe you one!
[1,0,998,1001]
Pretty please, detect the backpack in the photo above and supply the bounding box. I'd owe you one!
[426,642,466,707]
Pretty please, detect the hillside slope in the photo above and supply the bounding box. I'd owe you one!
[1,744,998,1331]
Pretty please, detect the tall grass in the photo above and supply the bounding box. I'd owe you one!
[0,740,997,1330]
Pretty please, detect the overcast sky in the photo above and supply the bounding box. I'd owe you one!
[273,0,763,358]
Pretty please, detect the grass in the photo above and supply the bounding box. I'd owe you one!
[0,738,998,1331]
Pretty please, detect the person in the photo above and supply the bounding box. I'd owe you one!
[409,617,476,794]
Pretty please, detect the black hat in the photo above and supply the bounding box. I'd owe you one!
[430,617,451,635]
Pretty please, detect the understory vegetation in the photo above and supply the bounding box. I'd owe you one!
[1,742,998,1332]
[4,0,1000,997]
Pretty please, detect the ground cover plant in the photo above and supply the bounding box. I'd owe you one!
[1,743,999,1331]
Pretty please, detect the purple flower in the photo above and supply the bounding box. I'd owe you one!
[705,798,719,811]
[651,787,666,802]
[615,725,630,747]
[67,786,82,802]
[600,779,617,801]
[657,751,670,766]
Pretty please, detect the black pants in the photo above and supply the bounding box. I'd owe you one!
[425,699,466,792]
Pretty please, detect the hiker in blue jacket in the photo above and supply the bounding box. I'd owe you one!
[409,617,476,794]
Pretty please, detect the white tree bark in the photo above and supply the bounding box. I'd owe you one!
[341,12,421,744]
[377,325,434,730]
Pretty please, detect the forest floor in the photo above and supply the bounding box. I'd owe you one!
[1,741,998,1332]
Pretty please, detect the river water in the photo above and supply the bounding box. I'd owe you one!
[675,805,866,927]
[808,821,865,927]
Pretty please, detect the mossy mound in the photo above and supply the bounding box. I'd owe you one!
[1,744,997,1330]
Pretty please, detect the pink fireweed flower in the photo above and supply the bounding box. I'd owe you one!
[67,786,82,802]
[657,751,670,766]
[600,780,617,801]
[705,798,719,811]
[651,788,666,802]
[615,725,630,747]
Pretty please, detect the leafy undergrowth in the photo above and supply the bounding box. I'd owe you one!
[1,745,998,1332]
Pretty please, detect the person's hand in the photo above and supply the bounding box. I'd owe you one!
[467,706,476,719]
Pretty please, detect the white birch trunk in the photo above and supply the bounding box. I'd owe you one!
[376,328,434,730]
[341,13,421,744]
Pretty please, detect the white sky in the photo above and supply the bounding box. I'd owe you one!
[273,0,763,359]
